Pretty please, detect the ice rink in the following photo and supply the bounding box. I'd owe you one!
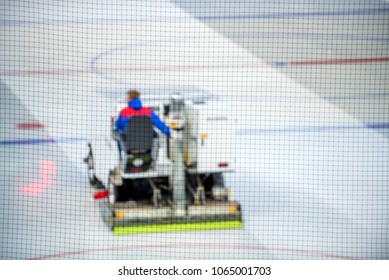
[0,0,388,259]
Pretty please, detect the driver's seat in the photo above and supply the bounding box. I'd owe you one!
[121,116,154,172]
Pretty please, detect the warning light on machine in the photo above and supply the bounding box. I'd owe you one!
[115,212,125,218]
[169,122,178,128]
[93,190,109,200]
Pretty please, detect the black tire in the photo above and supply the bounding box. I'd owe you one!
[202,173,225,191]
[86,145,97,186]
[88,167,97,186]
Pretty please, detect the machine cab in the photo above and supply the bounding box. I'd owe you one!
[121,116,154,173]
[112,102,172,179]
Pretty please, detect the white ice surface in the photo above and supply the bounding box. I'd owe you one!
[0,0,388,259]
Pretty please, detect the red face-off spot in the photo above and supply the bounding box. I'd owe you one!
[17,123,45,130]
[20,160,56,195]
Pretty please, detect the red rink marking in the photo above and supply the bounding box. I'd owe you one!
[17,123,45,130]
[20,160,56,195]
[30,243,358,260]
[1,56,388,77]
[290,56,389,66]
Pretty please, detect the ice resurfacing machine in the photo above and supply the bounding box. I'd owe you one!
[85,94,242,234]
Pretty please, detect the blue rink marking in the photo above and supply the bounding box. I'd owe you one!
[1,124,388,146]
[90,44,218,96]
[366,123,389,129]
[1,7,388,26]
[197,8,389,21]
[244,93,389,100]
[224,32,389,42]
[238,123,389,135]
[90,44,135,85]
[0,137,87,146]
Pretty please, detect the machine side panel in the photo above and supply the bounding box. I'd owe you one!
[196,108,235,173]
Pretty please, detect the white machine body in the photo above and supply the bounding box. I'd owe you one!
[183,101,236,174]
[91,96,236,187]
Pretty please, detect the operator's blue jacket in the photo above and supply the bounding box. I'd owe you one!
[115,98,171,137]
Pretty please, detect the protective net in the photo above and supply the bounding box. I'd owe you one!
[1,0,388,260]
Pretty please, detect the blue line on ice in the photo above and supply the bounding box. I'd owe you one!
[238,123,389,135]
[2,124,388,145]
[0,137,87,146]
[1,8,388,26]
[197,8,389,21]
[224,32,389,42]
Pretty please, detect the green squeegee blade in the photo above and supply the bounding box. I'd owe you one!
[113,220,242,235]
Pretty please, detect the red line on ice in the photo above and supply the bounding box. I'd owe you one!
[2,56,388,77]
[290,56,389,66]
[30,243,358,260]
